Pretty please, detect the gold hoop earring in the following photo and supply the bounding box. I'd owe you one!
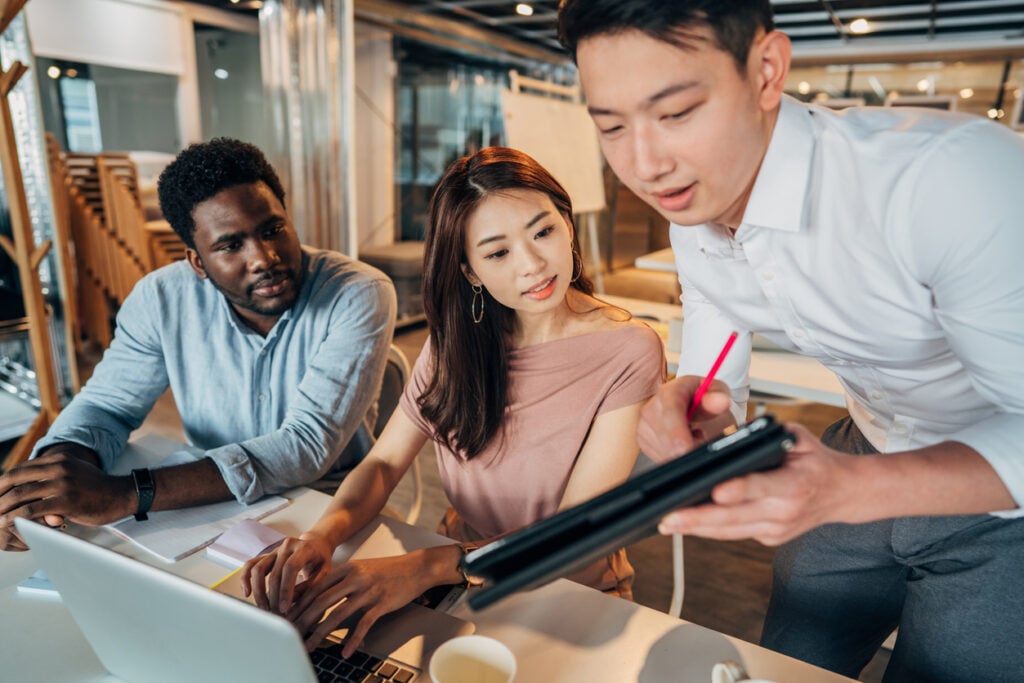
[571,249,583,283]
[471,284,485,324]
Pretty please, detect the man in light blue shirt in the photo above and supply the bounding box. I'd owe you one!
[0,138,396,550]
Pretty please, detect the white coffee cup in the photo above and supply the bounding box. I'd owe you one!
[429,635,516,683]
[711,661,777,683]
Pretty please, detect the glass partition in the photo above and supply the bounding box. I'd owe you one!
[194,25,266,147]
[396,39,510,241]
[34,57,179,153]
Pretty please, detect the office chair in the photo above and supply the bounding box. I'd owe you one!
[376,344,422,525]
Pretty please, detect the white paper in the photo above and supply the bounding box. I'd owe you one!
[107,496,290,563]
[205,518,287,568]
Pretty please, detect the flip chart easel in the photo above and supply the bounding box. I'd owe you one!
[502,71,606,291]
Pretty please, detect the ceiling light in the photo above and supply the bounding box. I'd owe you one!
[515,3,534,17]
[849,18,870,34]
[916,78,930,92]
[798,81,810,95]
[214,68,230,80]
[66,68,78,78]
[988,108,1004,119]
[47,65,60,79]
[959,88,974,99]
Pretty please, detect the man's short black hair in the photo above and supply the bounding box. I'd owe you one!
[157,137,286,249]
[558,0,775,72]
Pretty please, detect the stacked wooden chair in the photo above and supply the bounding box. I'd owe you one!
[45,136,187,354]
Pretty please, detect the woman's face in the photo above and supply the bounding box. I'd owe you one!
[462,188,575,321]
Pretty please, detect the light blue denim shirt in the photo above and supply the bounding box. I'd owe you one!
[33,247,397,503]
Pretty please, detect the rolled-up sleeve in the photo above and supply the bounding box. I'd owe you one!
[32,276,170,469]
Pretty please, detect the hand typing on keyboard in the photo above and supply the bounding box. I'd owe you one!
[286,548,462,657]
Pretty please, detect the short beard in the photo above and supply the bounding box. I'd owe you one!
[208,266,303,318]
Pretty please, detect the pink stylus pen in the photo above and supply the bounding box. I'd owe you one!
[686,331,738,422]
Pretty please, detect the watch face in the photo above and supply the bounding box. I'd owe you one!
[457,543,484,587]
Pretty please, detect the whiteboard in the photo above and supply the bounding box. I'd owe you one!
[501,89,607,214]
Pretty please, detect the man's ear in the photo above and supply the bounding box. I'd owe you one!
[185,248,207,279]
[460,262,482,287]
[752,30,791,112]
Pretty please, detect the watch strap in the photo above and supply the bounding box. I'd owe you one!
[131,468,155,522]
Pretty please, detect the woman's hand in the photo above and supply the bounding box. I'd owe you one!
[241,533,336,614]
[288,547,457,657]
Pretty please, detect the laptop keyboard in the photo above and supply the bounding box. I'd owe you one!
[310,641,417,683]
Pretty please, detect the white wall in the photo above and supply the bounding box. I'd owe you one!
[26,0,187,74]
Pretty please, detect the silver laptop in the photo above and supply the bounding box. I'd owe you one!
[17,518,474,683]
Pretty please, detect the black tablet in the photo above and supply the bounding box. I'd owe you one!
[462,414,795,610]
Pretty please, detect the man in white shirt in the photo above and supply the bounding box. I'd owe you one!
[559,1,1024,681]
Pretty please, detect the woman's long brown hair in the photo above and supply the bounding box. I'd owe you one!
[419,147,594,459]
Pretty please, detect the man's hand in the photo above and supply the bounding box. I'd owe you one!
[637,375,734,462]
[657,423,856,545]
[0,447,134,551]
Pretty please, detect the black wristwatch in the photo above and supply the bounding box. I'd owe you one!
[131,468,155,521]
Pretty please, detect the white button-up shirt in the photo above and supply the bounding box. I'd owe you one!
[672,96,1024,515]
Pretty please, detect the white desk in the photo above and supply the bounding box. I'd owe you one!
[601,294,847,409]
[634,248,678,273]
[0,436,854,683]
[663,348,846,409]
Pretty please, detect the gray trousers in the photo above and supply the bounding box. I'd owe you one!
[760,417,1024,683]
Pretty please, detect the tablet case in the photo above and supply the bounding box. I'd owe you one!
[462,414,794,610]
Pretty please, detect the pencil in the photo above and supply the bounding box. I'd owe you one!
[686,331,739,422]
[208,565,243,591]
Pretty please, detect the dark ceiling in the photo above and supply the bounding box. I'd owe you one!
[187,1,1024,61]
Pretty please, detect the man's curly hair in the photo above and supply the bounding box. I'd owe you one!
[157,138,286,249]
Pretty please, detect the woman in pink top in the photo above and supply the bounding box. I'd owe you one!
[243,147,665,656]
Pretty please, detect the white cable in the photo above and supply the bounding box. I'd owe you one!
[668,533,684,618]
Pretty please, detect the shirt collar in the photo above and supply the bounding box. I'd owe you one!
[739,95,815,235]
[688,96,815,253]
